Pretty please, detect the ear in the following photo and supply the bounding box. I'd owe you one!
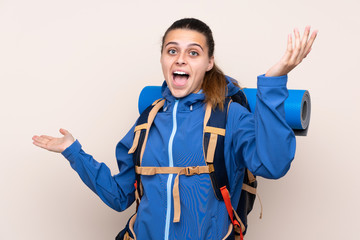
[206,56,214,71]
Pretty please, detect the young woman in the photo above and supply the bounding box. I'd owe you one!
[32,18,317,240]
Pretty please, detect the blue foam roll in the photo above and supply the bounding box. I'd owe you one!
[242,88,311,136]
[138,86,163,115]
[138,86,311,136]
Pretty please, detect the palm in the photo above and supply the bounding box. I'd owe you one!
[32,128,75,153]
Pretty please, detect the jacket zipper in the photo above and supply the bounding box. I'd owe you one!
[164,99,179,240]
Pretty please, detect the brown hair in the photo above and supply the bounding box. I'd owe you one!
[161,18,230,110]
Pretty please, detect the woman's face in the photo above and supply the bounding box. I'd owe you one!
[160,29,214,98]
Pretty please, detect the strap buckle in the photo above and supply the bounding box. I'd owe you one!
[185,166,200,176]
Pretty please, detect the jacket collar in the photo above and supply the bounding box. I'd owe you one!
[161,81,205,112]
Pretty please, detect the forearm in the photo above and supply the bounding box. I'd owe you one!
[62,140,135,211]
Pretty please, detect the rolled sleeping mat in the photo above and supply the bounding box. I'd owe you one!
[138,86,163,115]
[242,88,311,136]
[138,86,311,136]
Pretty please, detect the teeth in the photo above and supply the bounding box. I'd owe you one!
[174,71,187,75]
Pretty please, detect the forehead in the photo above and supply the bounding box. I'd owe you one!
[163,29,208,49]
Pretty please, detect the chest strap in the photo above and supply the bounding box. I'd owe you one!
[135,165,212,223]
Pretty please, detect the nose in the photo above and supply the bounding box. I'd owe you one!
[176,52,186,65]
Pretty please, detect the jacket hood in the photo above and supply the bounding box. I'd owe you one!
[160,81,205,112]
[225,75,241,97]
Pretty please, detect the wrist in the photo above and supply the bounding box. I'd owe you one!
[61,138,76,153]
[265,62,289,77]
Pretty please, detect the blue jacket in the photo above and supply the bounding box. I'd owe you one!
[62,74,296,240]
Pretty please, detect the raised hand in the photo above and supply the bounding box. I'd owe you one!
[265,26,318,77]
[32,128,75,153]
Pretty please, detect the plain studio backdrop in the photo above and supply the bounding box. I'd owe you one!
[1,0,359,239]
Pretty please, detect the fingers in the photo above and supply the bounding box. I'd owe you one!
[294,28,301,51]
[299,26,318,57]
[40,135,53,141]
[290,28,302,64]
[288,26,318,64]
[32,140,47,149]
[59,128,70,136]
[32,135,52,143]
[301,26,311,46]
[299,26,311,56]
[32,135,51,149]
[304,48,312,58]
[282,34,293,62]
[303,30,318,57]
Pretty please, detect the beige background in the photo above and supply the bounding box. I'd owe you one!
[1,0,359,239]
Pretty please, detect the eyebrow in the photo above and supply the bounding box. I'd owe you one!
[164,42,204,51]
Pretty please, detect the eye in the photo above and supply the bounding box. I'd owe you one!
[168,49,177,55]
[189,51,199,56]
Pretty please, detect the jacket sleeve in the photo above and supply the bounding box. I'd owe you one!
[227,74,296,179]
[61,124,136,211]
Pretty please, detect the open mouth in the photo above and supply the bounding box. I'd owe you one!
[172,71,190,87]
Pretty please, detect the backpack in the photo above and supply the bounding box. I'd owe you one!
[116,78,259,240]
